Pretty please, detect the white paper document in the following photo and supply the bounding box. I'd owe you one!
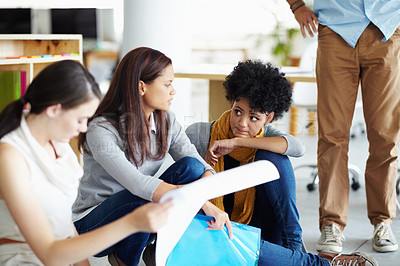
[156,160,280,265]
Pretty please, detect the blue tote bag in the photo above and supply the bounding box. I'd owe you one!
[166,214,261,265]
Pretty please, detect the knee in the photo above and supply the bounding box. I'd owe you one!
[255,150,294,175]
[255,150,289,164]
[178,156,205,177]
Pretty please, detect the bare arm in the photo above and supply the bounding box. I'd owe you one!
[152,165,232,238]
[0,143,173,266]
[72,228,90,266]
[152,182,179,202]
[206,136,288,166]
[152,170,214,202]
[286,0,319,38]
[153,167,233,238]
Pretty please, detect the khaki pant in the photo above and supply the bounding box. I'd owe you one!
[316,23,400,231]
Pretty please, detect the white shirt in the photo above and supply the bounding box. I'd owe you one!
[0,115,83,264]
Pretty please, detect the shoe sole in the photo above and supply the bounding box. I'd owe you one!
[142,243,156,266]
[373,243,399,253]
[316,244,342,253]
[352,252,379,266]
[108,252,119,266]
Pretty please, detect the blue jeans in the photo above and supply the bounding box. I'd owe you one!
[250,150,303,251]
[253,150,330,265]
[259,241,330,265]
[74,157,205,266]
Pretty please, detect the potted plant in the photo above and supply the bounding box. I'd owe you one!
[271,21,300,66]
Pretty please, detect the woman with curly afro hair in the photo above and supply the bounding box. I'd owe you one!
[186,59,377,265]
[186,59,307,257]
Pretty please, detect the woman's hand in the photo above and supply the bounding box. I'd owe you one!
[201,201,233,239]
[206,139,238,166]
[129,199,174,233]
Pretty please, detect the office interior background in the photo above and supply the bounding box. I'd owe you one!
[0,0,316,128]
[3,0,400,265]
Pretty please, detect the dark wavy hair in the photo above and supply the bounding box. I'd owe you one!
[223,60,292,121]
[79,47,172,167]
[0,60,101,139]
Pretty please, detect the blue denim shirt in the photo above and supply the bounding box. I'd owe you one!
[314,0,400,48]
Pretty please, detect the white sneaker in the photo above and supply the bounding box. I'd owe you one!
[372,222,398,252]
[317,224,345,253]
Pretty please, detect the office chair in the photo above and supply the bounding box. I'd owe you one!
[291,40,362,192]
[295,164,361,192]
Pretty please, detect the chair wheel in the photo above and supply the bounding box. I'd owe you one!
[351,181,360,191]
[396,178,400,195]
[307,183,316,191]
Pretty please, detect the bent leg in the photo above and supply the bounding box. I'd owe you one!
[259,240,329,266]
[251,185,283,246]
[159,156,206,185]
[74,189,151,266]
[252,150,303,250]
[74,157,205,265]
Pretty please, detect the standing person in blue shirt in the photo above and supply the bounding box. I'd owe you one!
[287,0,400,254]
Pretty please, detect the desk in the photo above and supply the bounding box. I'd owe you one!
[175,65,316,121]
[83,50,119,68]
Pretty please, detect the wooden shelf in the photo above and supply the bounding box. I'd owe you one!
[0,34,83,86]
[0,34,83,162]
[0,56,81,65]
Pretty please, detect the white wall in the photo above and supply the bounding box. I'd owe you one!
[122,0,192,126]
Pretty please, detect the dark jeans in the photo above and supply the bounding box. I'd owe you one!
[258,241,329,266]
[253,150,330,265]
[74,157,205,266]
[250,150,303,251]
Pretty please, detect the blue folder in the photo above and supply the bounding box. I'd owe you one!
[166,214,261,265]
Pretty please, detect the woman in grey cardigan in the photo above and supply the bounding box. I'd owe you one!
[72,47,231,265]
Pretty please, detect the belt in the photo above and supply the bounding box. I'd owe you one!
[0,238,26,245]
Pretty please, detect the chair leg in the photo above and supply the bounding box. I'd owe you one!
[293,164,319,192]
[306,168,319,192]
[348,164,362,191]
[295,164,363,192]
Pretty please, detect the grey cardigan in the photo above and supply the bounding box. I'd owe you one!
[185,122,305,159]
[72,111,213,220]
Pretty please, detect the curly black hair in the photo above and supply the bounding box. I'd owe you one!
[223,60,292,121]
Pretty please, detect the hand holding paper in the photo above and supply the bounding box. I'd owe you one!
[156,160,280,265]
